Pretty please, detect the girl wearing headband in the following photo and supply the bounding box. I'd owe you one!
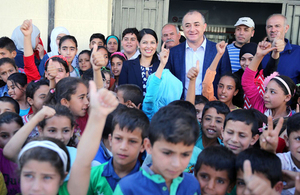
[18,137,70,195]
[242,40,298,119]
[3,105,76,185]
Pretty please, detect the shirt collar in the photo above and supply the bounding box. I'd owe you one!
[102,158,141,178]
[141,164,184,184]
[185,36,207,51]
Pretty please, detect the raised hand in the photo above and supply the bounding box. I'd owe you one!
[243,160,278,195]
[159,42,170,67]
[20,19,33,37]
[46,59,58,80]
[272,32,285,53]
[36,43,45,59]
[260,116,283,153]
[216,41,228,55]
[256,39,277,57]
[91,44,107,71]
[187,60,199,80]
[88,80,118,116]
[35,106,56,122]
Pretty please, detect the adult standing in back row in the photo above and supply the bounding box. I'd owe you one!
[166,10,231,98]
[262,14,300,84]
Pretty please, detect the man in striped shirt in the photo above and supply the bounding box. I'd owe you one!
[227,17,255,73]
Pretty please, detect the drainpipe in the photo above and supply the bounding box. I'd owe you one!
[48,0,55,52]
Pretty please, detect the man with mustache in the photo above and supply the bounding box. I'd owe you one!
[161,24,181,49]
[226,17,255,73]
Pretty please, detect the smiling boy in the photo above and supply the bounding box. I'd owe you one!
[222,109,260,155]
[88,107,149,195]
[114,105,201,194]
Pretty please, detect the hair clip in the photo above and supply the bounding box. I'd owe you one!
[50,88,55,94]
[258,123,267,133]
[34,80,39,83]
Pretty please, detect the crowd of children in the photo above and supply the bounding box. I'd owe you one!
[0,15,300,195]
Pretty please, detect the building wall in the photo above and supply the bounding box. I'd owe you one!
[0,0,112,53]
[0,0,48,49]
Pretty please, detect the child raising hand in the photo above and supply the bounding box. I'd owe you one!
[67,81,118,195]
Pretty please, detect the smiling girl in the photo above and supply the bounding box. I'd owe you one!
[242,40,298,119]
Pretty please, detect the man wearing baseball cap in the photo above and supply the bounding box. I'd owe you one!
[226,17,255,72]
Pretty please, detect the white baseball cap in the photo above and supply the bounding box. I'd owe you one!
[234,17,255,28]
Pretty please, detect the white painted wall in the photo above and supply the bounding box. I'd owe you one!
[0,0,112,53]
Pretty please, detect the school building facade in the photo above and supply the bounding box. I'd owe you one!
[0,0,299,52]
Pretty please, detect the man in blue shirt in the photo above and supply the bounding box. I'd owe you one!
[262,14,300,84]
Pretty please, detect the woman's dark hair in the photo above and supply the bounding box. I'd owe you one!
[7,72,27,90]
[219,73,244,108]
[18,137,71,180]
[38,104,75,129]
[59,35,78,48]
[0,111,23,127]
[137,28,158,43]
[45,56,70,73]
[137,28,159,66]
[0,96,20,114]
[44,77,87,105]
[26,79,49,99]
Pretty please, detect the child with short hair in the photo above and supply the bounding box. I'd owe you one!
[196,101,230,150]
[194,146,236,195]
[114,105,201,194]
[121,28,139,60]
[0,58,19,97]
[89,33,106,49]
[261,113,300,194]
[235,148,283,195]
[0,112,23,195]
[195,95,208,123]
[222,109,261,155]
[0,37,17,59]
[7,73,30,116]
[0,96,20,114]
[117,84,143,109]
